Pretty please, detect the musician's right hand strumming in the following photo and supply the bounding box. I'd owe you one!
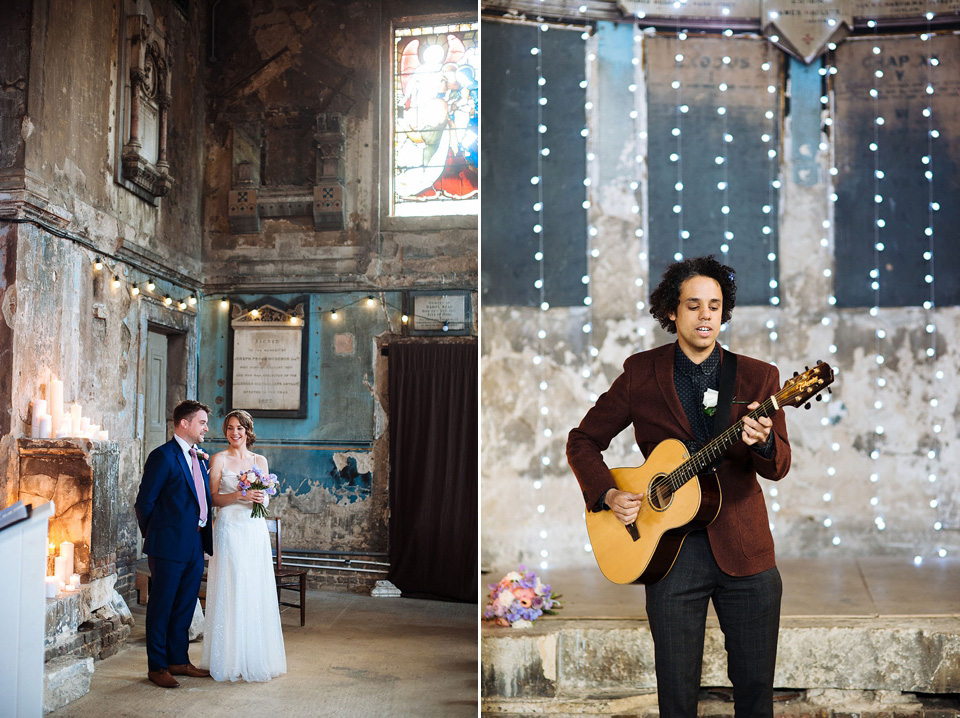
[605,488,644,525]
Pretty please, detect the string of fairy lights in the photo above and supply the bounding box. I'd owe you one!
[91,254,199,311]
[91,251,454,333]
[531,22,550,571]
[920,9,946,561]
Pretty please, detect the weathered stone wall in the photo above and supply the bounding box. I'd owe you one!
[197,0,478,580]
[481,25,960,573]
[0,0,209,606]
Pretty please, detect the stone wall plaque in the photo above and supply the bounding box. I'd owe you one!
[229,299,308,418]
[408,291,471,335]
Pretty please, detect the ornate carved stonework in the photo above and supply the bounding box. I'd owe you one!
[314,114,346,231]
[231,302,305,324]
[121,13,174,200]
[227,113,346,234]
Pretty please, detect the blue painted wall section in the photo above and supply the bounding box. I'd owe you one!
[197,291,401,506]
[789,57,824,188]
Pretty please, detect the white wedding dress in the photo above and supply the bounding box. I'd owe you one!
[200,467,287,682]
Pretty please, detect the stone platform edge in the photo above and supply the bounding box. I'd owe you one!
[482,616,960,700]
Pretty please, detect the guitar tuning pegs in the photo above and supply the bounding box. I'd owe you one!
[805,366,810,371]
[827,387,832,394]
[816,394,823,401]
[805,402,812,410]
[817,359,823,365]
[793,371,799,377]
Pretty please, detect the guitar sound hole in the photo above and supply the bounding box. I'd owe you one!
[648,478,673,510]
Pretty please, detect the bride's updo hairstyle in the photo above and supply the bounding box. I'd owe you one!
[223,409,256,447]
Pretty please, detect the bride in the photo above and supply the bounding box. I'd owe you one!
[200,409,286,681]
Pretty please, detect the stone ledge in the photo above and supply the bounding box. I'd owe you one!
[481,689,960,717]
[482,617,960,699]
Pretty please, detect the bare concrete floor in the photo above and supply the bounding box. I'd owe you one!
[50,589,479,718]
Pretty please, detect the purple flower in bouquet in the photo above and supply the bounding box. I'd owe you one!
[482,565,561,628]
[236,465,279,519]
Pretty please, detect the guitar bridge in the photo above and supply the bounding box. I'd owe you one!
[625,522,640,542]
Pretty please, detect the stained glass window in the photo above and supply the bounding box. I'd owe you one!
[393,22,479,217]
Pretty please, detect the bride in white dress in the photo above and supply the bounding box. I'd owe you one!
[200,409,286,682]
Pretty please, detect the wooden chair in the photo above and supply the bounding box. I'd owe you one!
[266,518,307,626]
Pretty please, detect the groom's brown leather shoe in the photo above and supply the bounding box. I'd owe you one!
[168,663,210,678]
[147,669,180,688]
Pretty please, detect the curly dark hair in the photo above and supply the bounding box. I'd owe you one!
[223,409,256,447]
[649,255,737,334]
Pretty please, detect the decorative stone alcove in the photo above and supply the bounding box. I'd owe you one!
[17,439,120,581]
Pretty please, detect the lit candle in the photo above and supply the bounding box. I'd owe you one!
[48,541,55,556]
[80,417,90,436]
[38,415,52,439]
[45,576,58,598]
[70,403,82,428]
[50,379,64,434]
[88,424,100,440]
[69,573,81,589]
[54,556,69,587]
[60,541,74,575]
[33,399,48,437]
[57,416,73,438]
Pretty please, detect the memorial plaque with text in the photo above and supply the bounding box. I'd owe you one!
[229,300,308,417]
[410,293,470,335]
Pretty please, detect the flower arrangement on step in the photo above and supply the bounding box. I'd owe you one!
[482,565,561,628]
[236,466,279,519]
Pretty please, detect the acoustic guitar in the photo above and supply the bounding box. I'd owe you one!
[585,361,835,585]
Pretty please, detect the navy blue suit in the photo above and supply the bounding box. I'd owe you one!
[135,438,213,672]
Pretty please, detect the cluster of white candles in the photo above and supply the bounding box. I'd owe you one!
[46,540,81,598]
[31,378,108,441]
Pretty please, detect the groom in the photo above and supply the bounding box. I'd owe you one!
[135,400,214,688]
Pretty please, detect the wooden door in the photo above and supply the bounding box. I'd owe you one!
[144,330,168,456]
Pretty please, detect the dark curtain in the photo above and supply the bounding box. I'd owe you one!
[387,342,478,602]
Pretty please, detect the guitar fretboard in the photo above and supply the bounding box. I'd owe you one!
[662,397,778,494]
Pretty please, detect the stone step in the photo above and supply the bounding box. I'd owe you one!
[482,616,960,716]
[482,689,960,717]
[43,656,93,715]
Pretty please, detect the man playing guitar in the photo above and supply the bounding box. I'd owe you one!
[567,255,791,718]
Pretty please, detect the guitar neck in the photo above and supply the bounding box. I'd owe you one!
[668,396,778,491]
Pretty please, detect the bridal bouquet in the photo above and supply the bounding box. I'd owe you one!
[482,565,561,628]
[236,466,279,519]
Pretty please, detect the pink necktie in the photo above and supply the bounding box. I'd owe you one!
[189,447,208,524]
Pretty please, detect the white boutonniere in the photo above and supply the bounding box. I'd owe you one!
[196,449,209,461]
[702,388,719,417]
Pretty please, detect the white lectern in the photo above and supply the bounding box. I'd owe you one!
[0,500,54,718]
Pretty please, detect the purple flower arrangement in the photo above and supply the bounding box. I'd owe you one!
[482,565,561,628]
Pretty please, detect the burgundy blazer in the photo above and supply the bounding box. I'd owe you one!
[566,342,791,577]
